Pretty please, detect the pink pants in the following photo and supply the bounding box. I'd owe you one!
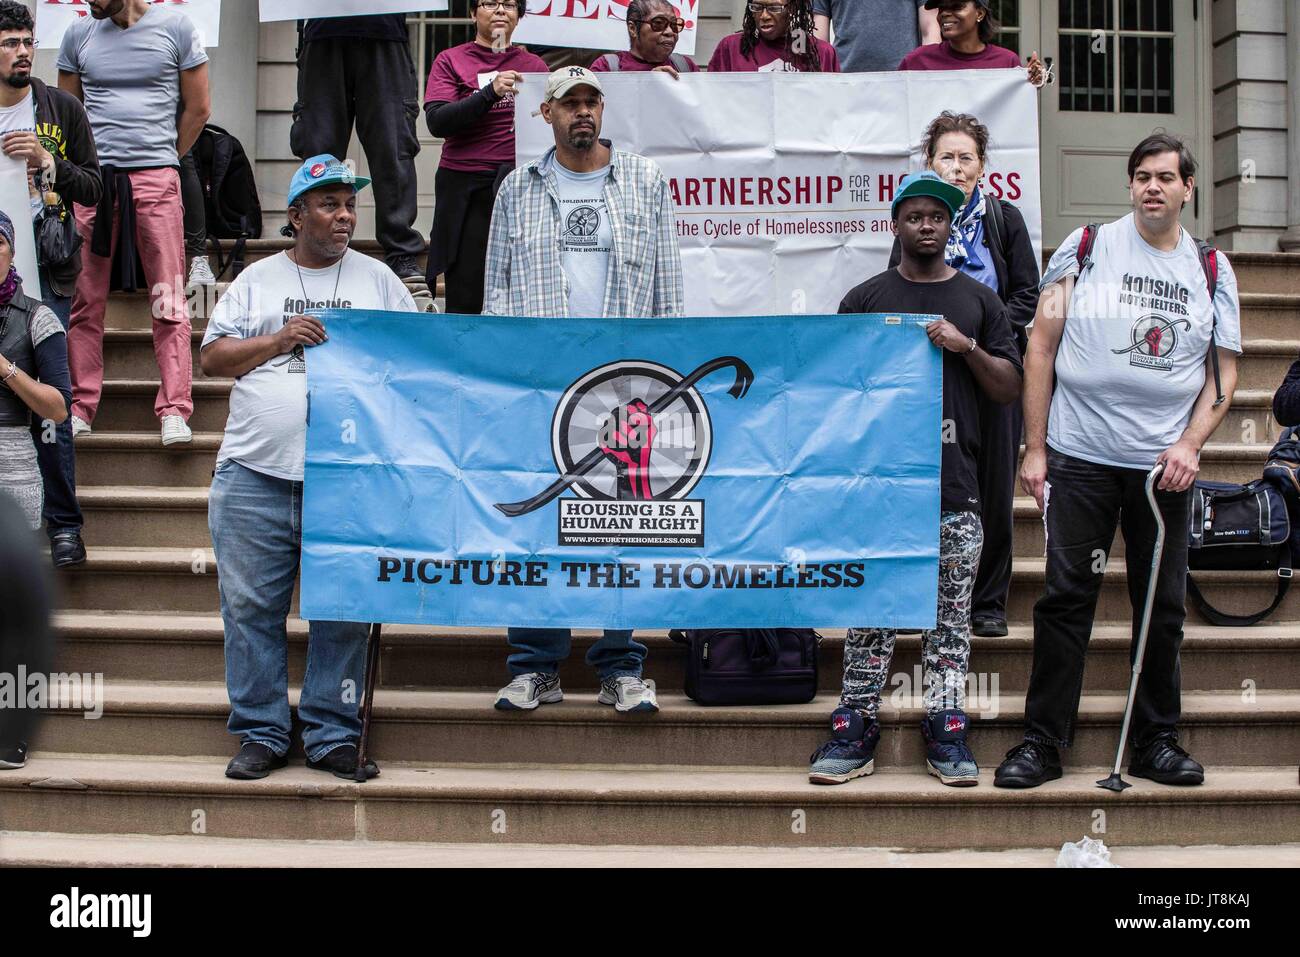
[67,167,193,423]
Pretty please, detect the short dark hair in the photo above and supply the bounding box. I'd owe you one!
[976,3,998,44]
[628,0,677,21]
[476,0,528,14]
[1127,131,1197,182]
[0,1,34,34]
[280,197,307,239]
[921,111,990,165]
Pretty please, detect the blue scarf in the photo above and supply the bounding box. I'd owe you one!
[945,188,986,271]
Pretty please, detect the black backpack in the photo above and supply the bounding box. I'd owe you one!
[668,628,819,705]
[193,123,263,279]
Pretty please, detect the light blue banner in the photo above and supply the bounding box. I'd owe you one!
[301,312,942,630]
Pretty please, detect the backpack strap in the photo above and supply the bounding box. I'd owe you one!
[1074,222,1101,277]
[982,193,1008,292]
[602,53,621,72]
[668,53,691,72]
[1195,238,1226,408]
[1187,566,1290,627]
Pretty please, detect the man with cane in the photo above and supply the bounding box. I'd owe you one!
[996,134,1241,789]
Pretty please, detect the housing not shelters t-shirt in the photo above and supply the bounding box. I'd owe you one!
[1040,213,1242,470]
[838,269,1022,513]
[812,0,925,73]
[589,50,700,73]
[553,161,613,318]
[424,42,550,172]
[57,7,207,168]
[707,33,840,72]
[202,250,418,482]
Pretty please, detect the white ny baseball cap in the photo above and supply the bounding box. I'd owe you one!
[545,66,604,101]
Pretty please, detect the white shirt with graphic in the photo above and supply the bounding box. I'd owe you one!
[1040,212,1242,470]
[0,89,42,220]
[202,249,418,482]
[552,160,613,318]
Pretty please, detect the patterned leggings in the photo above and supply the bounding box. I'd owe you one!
[841,510,983,718]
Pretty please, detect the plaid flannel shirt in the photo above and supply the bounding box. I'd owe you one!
[483,143,685,319]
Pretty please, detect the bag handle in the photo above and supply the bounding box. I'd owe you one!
[1187,570,1291,627]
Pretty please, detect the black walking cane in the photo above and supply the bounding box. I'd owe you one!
[355,622,383,783]
[1097,462,1166,793]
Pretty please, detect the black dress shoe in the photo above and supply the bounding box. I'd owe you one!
[225,742,287,780]
[0,741,28,769]
[994,740,1063,788]
[50,530,86,569]
[307,744,380,780]
[971,616,1008,637]
[1128,735,1204,786]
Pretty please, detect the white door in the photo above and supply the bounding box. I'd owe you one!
[995,0,1208,246]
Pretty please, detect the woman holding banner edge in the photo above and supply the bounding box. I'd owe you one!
[888,112,1041,638]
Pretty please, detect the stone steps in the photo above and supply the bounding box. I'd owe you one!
[50,610,1300,693]
[23,682,1300,770]
[1,756,1293,849]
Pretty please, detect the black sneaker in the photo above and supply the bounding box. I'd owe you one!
[386,254,422,280]
[225,741,287,780]
[50,530,86,569]
[994,740,1063,788]
[808,707,880,784]
[1128,735,1204,786]
[971,616,1008,637]
[307,744,380,780]
[0,741,28,769]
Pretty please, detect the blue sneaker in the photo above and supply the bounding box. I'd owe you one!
[922,709,979,786]
[808,707,880,784]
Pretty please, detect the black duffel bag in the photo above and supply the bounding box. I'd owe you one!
[667,628,819,705]
[1186,479,1293,626]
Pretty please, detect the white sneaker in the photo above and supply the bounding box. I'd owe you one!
[494,672,563,711]
[70,415,91,437]
[187,255,216,286]
[598,675,659,714]
[160,415,192,446]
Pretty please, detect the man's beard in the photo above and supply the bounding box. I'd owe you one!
[3,72,31,90]
[567,129,596,151]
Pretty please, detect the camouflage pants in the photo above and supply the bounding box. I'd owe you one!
[841,510,983,718]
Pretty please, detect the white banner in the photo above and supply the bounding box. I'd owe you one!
[35,0,222,48]
[514,0,698,57]
[516,70,1041,317]
[259,0,448,20]
[0,162,41,298]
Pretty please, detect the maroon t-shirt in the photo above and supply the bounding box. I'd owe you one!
[589,50,700,72]
[707,33,840,73]
[897,40,1021,71]
[424,42,550,172]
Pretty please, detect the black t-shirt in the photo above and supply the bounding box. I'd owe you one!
[303,16,408,43]
[837,268,1022,513]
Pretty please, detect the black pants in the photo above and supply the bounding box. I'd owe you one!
[291,38,424,260]
[970,394,1022,622]
[179,149,206,259]
[432,166,499,315]
[1024,448,1192,750]
[35,270,81,537]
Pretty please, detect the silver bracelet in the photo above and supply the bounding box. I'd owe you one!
[1,361,17,383]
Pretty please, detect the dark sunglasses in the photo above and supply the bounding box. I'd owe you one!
[632,15,687,33]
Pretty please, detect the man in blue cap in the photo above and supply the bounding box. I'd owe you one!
[807,170,1022,788]
[200,155,418,781]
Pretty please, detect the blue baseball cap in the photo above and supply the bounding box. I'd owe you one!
[287,154,372,207]
[890,170,966,220]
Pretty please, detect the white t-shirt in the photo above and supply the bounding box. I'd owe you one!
[1040,213,1242,470]
[202,250,418,482]
[552,161,613,318]
[0,89,41,220]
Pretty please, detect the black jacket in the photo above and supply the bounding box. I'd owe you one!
[1274,359,1300,427]
[31,77,101,298]
[889,194,1040,354]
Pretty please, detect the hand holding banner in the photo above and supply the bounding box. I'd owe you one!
[513,0,700,57]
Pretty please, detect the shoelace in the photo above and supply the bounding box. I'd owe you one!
[810,735,864,763]
[1008,741,1052,765]
[930,739,975,764]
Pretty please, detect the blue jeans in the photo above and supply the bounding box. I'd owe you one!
[33,270,82,537]
[506,628,645,681]
[209,460,368,760]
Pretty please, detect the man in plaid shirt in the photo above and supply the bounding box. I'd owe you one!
[482,67,684,320]
[485,67,683,715]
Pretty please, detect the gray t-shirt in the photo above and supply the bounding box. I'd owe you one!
[202,250,418,482]
[1040,213,1242,470]
[553,161,613,318]
[813,0,925,73]
[57,7,207,168]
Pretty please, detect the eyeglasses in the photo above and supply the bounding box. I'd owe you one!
[747,2,789,14]
[0,38,37,52]
[632,15,687,34]
[477,1,519,12]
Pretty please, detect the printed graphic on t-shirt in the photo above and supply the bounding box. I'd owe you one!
[1109,272,1195,373]
[560,198,610,254]
[274,294,351,374]
[757,58,798,73]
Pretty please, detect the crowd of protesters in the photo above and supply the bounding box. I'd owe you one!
[0,0,1246,795]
